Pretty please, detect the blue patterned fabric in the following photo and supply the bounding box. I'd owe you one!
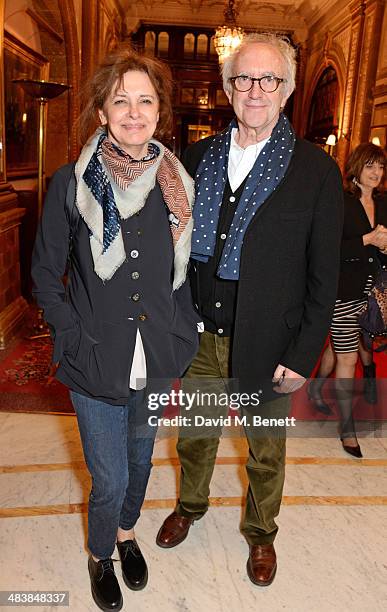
[191,113,296,280]
[82,135,159,254]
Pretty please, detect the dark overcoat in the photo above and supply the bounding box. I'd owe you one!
[183,136,344,390]
[337,192,387,301]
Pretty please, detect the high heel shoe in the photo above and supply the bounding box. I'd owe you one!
[307,383,333,416]
[340,437,363,458]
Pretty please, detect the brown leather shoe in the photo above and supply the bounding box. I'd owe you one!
[156,511,194,548]
[246,544,277,586]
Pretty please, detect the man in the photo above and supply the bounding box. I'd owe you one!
[156,33,343,586]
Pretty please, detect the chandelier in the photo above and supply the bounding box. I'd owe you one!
[214,0,244,64]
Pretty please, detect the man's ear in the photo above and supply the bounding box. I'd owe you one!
[98,108,107,125]
[225,87,233,105]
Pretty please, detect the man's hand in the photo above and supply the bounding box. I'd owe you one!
[272,364,306,394]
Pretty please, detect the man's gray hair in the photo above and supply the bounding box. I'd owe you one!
[221,33,297,99]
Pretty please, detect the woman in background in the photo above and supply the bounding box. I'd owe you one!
[309,143,387,458]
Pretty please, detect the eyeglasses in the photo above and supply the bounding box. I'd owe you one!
[229,75,285,93]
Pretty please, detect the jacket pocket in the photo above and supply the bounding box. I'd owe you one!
[170,306,200,375]
[92,321,133,395]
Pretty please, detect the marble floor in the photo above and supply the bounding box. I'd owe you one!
[1,412,387,612]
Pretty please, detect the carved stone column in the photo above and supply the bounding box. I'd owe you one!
[59,0,81,160]
[336,0,365,171]
[350,0,385,147]
[292,40,308,136]
[81,0,99,85]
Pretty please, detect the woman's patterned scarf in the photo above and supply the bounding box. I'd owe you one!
[75,127,194,290]
[191,113,296,280]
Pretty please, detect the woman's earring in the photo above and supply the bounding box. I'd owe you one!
[352,176,359,187]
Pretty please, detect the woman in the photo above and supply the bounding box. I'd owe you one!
[309,143,387,458]
[32,49,200,612]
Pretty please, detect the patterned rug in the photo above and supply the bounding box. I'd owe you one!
[0,336,73,414]
[0,334,386,417]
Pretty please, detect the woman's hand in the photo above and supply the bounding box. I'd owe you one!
[363,224,387,249]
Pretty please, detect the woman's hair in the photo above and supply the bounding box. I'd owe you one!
[345,143,386,196]
[221,32,297,99]
[79,47,173,144]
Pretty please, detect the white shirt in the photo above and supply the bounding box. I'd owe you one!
[129,329,147,390]
[228,129,269,192]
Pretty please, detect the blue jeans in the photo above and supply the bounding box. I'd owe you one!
[70,390,157,559]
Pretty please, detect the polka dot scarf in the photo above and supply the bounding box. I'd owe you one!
[191,113,296,280]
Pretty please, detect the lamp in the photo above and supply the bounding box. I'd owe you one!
[12,79,69,219]
[371,136,381,146]
[214,0,244,64]
[13,79,69,338]
[326,133,336,157]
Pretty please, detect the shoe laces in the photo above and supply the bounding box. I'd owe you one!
[118,539,141,558]
[99,558,118,577]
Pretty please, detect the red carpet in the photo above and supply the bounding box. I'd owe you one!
[0,335,386,418]
[291,338,387,420]
[0,336,73,414]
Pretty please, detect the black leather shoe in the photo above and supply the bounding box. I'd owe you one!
[340,437,363,458]
[88,557,123,612]
[117,539,148,591]
[307,386,333,416]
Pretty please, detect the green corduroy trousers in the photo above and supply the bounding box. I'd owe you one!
[175,331,290,545]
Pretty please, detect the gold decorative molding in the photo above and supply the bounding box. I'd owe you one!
[2,495,387,518]
[25,8,64,43]
[3,456,387,474]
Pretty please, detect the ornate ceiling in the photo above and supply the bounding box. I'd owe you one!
[115,0,341,42]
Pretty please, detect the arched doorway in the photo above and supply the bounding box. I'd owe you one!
[305,66,339,147]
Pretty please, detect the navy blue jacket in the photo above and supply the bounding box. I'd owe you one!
[31,163,200,404]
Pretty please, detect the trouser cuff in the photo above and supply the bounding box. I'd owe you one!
[243,534,277,546]
[175,502,207,521]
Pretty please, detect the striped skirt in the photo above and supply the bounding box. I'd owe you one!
[330,276,373,353]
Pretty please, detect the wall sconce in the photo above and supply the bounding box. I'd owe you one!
[371,136,381,146]
[326,133,336,157]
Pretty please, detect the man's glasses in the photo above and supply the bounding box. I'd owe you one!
[229,75,285,93]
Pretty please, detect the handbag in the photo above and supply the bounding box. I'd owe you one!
[358,263,387,350]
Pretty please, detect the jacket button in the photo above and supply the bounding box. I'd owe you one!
[130,250,139,259]
[368,257,373,262]
[220,233,227,240]
[215,301,221,308]
[139,314,147,321]
[229,196,236,203]
[131,271,140,280]
[218,328,224,334]
[131,293,140,302]
[137,230,142,236]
